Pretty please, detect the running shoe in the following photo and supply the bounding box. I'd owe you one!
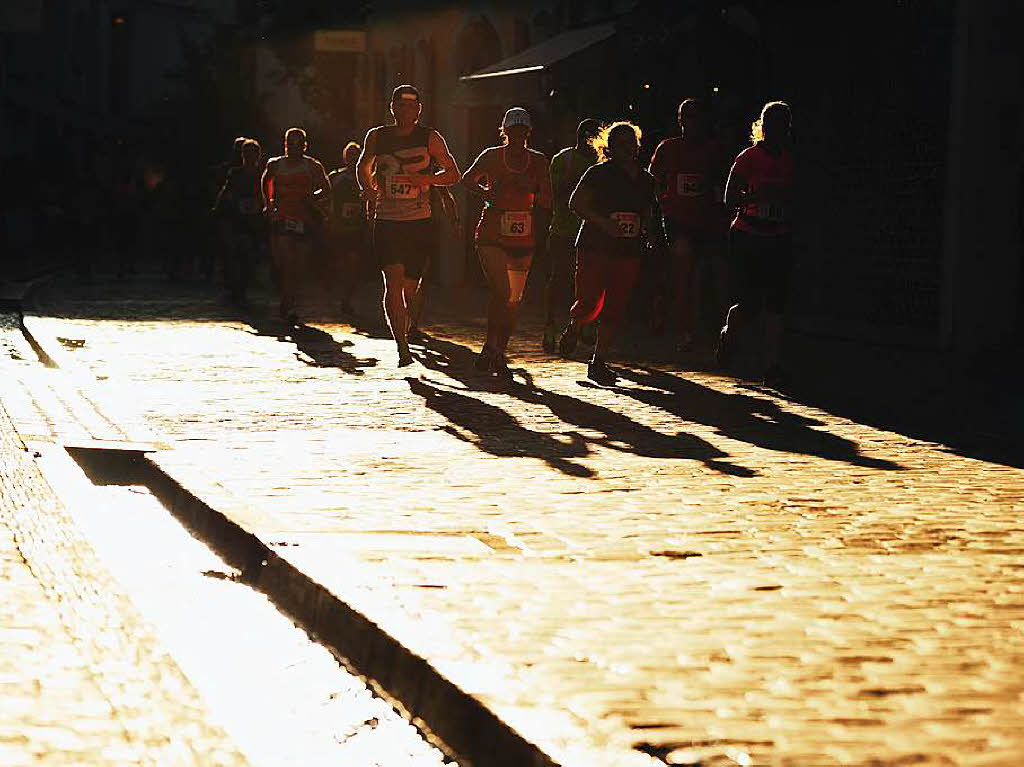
[475,345,493,372]
[490,352,514,381]
[557,324,578,358]
[542,324,557,353]
[398,350,415,367]
[587,358,618,386]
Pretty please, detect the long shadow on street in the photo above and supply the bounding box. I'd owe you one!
[413,335,900,474]
[410,335,755,478]
[245,317,379,376]
[614,366,902,471]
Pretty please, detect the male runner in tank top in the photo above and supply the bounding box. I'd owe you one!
[261,127,330,325]
[356,85,461,367]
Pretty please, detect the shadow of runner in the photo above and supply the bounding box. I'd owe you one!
[413,335,755,477]
[615,366,903,471]
[245,318,379,375]
[406,377,594,478]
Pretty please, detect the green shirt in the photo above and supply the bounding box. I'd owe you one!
[548,146,596,239]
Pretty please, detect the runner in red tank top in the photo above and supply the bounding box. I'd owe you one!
[462,107,553,380]
[648,98,729,353]
[260,127,330,324]
[716,101,795,388]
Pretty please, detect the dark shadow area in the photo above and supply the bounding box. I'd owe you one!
[613,366,903,471]
[406,376,593,478]
[411,335,756,477]
[244,317,379,375]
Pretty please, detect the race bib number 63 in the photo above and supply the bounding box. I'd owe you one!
[500,211,532,238]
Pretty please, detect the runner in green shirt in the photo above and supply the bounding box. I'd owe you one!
[542,118,600,352]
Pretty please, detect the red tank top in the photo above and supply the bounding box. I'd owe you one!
[649,136,727,233]
[269,157,314,223]
[473,146,551,249]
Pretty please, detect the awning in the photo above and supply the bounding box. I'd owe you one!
[459,22,616,81]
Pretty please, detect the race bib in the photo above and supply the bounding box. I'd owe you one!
[676,173,704,197]
[754,202,786,222]
[611,211,640,238]
[238,199,259,215]
[387,174,420,200]
[500,211,532,238]
[341,202,362,219]
[283,217,305,234]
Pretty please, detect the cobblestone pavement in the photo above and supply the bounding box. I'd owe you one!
[20,277,1024,766]
[0,316,246,766]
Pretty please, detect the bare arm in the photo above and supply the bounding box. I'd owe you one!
[535,155,554,211]
[569,175,619,238]
[356,128,378,201]
[460,148,493,202]
[260,161,274,213]
[425,130,461,187]
[723,162,747,209]
[311,159,330,194]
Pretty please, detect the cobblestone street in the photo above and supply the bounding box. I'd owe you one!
[12,276,1024,766]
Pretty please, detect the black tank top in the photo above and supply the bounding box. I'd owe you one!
[373,124,434,222]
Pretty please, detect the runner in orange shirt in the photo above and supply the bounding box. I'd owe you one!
[261,127,330,325]
[462,107,553,381]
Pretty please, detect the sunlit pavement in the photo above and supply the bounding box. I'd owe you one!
[11,274,1024,766]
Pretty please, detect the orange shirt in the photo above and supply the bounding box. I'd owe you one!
[472,146,552,249]
[268,157,315,223]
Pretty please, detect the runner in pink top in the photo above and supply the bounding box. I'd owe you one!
[716,101,795,387]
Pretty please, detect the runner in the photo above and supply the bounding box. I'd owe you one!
[557,121,667,386]
[648,98,729,352]
[327,141,367,315]
[356,85,461,367]
[462,106,553,380]
[716,100,795,387]
[543,118,600,352]
[214,138,264,305]
[261,127,330,325]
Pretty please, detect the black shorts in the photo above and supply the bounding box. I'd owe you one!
[373,218,434,280]
[729,228,792,314]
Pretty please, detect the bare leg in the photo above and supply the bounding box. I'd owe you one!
[381,264,412,364]
[478,246,511,351]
